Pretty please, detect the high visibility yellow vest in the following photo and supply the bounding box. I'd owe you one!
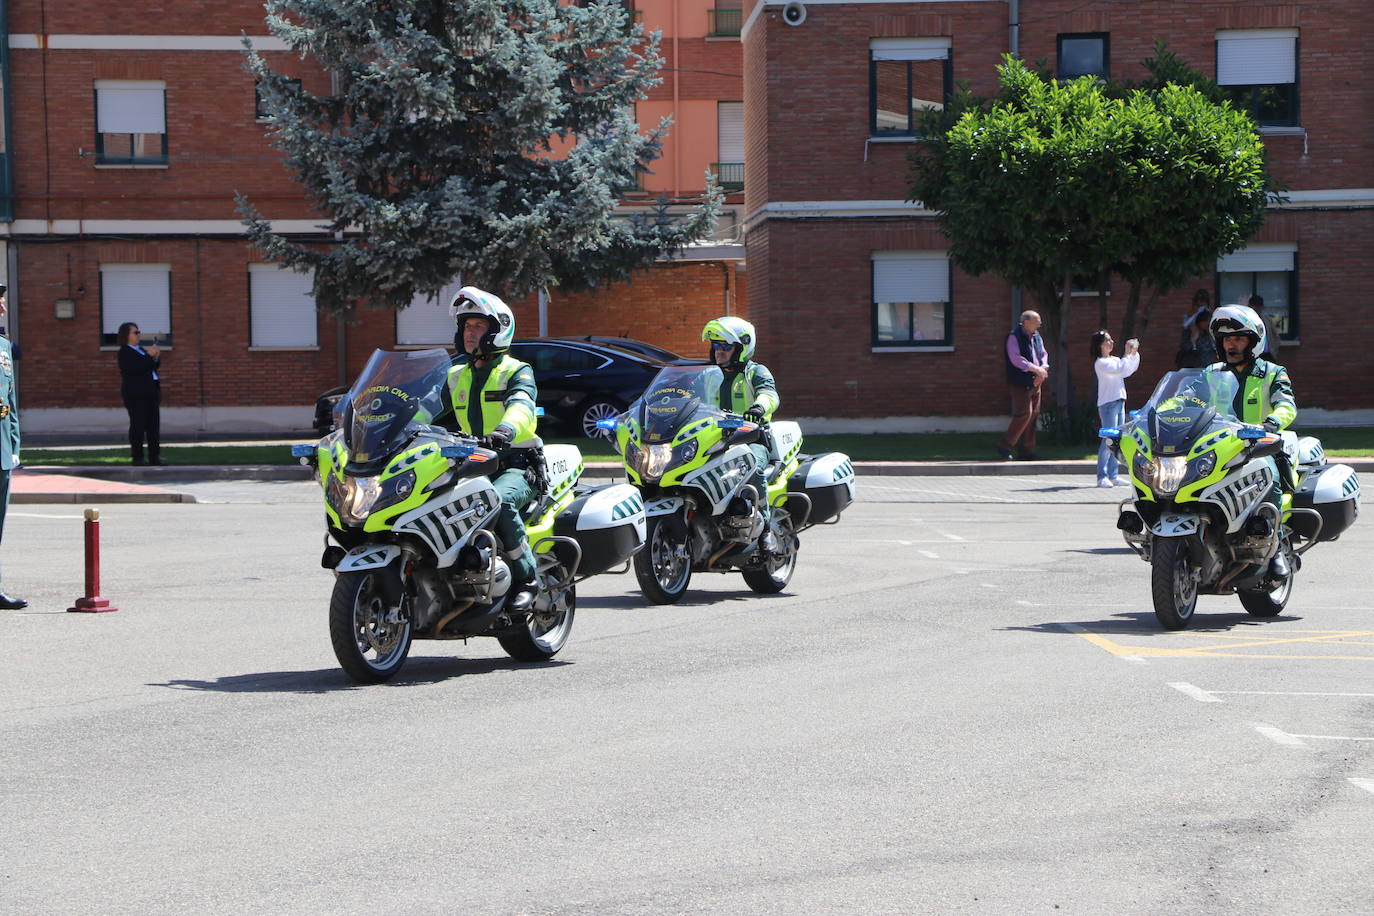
[446,354,537,441]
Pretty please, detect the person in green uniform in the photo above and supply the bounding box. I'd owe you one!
[1208,304,1298,579]
[433,287,540,612]
[0,286,25,609]
[701,316,781,552]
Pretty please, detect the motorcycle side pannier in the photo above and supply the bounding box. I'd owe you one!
[787,452,856,526]
[554,483,647,576]
[1290,463,1361,542]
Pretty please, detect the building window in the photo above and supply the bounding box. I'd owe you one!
[1217,243,1297,342]
[1057,33,1108,80]
[396,279,464,346]
[94,80,167,164]
[101,264,171,347]
[255,77,301,122]
[1216,29,1298,127]
[872,251,951,347]
[713,101,744,191]
[249,264,318,347]
[869,38,951,138]
[707,8,742,37]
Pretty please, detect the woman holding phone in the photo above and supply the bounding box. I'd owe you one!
[1092,330,1139,488]
[116,321,162,466]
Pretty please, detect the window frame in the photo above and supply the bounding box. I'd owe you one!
[99,263,172,348]
[93,80,168,166]
[1216,29,1300,128]
[870,252,954,350]
[1056,32,1109,81]
[255,77,302,122]
[1215,243,1299,343]
[868,40,952,139]
[248,263,319,349]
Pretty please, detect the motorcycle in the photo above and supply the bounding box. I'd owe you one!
[1101,368,1361,630]
[600,363,855,604]
[293,348,646,683]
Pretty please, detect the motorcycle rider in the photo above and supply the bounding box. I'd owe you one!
[702,317,781,551]
[1208,304,1297,579]
[433,287,540,612]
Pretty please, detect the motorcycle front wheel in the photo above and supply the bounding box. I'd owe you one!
[329,570,413,683]
[634,514,692,604]
[1238,549,1294,618]
[498,562,576,662]
[742,509,798,594]
[1151,538,1200,630]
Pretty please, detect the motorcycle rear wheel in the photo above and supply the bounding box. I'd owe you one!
[742,509,798,594]
[498,563,576,661]
[634,514,692,604]
[330,570,413,683]
[1151,538,1200,630]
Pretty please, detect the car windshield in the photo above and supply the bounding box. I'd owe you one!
[1137,368,1243,450]
[344,348,452,464]
[628,364,726,443]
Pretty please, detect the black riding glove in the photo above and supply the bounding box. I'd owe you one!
[1262,418,1281,434]
[483,426,513,450]
[743,405,766,423]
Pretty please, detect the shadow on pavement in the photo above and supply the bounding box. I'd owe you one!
[154,656,571,693]
[1003,610,1302,636]
[1065,546,1136,555]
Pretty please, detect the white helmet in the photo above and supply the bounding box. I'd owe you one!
[449,286,515,356]
[1210,304,1266,361]
[702,316,757,367]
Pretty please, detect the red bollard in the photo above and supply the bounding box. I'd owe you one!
[68,507,118,614]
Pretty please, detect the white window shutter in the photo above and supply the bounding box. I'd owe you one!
[870,37,951,62]
[95,80,167,133]
[250,264,318,347]
[1216,243,1296,273]
[397,279,464,345]
[718,102,745,163]
[101,264,171,336]
[873,251,949,303]
[1216,30,1297,85]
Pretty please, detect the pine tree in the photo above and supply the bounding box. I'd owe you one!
[241,0,722,313]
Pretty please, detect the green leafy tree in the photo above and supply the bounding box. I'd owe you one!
[241,0,722,314]
[910,55,1273,409]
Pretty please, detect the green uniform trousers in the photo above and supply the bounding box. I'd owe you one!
[492,467,536,584]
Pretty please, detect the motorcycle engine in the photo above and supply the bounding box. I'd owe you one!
[722,495,764,543]
[451,547,512,601]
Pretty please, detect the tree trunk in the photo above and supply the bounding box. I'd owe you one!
[1121,279,1144,341]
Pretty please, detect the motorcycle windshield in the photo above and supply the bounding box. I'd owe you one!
[629,364,727,443]
[344,348,452,464]
[1139,369,1242,450]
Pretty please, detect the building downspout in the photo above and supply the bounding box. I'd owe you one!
[1009,0,1021,324]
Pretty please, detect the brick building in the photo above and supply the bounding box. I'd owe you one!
[0,0,744,435]
[742,0,1374,429]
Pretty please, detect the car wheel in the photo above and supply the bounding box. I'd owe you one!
[579,399,623,439]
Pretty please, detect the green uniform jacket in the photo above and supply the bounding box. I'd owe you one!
[717,361,780,419]
[0,337,18,471]
[437,352,538,442]
[1214,358,1297,430]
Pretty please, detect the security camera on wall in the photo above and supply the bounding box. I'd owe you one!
[782,1,807,26]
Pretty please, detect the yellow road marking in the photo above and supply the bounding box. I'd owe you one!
[1062,626,1374,660]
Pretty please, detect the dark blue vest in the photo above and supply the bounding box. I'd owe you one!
[1004,326,1046,387]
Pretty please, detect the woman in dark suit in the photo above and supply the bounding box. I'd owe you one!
[116,321,162,466]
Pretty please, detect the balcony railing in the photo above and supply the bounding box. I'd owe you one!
[711,162,744,191]
[708,8,743,37]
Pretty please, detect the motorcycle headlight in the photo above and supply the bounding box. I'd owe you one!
[1151,456,1188,495]
[631,443,673,482]
[1188,451,1217,483]
[328,470,416,526]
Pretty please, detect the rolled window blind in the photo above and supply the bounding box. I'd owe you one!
[871,38,951,62]
[1216,30,1297,85]
[1216,244,1295,273]
[250,264,318,347]
[873,251,949,303]
[397,279,464,345]
[95,80,167,133]
[101,264,170,336]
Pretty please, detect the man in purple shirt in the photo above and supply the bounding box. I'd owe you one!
[996,310,1049,460]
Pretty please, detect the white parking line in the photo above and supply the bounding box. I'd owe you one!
[1253,723,1307,747]
[1170,682,1223,703]
[918,550,939,559]
[1348,778,1374,795]
[12,512,85,519]
[1216,691,1374,698]
[1290,733,1374,742]
[943,533,966,542]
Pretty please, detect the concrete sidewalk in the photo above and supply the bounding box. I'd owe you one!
[13,457,1373,504]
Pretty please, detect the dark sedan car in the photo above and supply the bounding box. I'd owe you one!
[313,337,695,438]
[510,337,695,438]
